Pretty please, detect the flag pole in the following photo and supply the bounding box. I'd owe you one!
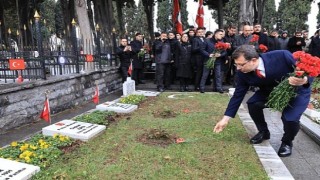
[45,89,51,125]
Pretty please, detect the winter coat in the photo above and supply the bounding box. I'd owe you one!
[175,42,192,78]
[116,45,133,67]
[154,39,171,64]
[130,40,144,69]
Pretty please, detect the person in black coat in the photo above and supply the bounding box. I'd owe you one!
[130,33,145,85]
[287,31,306,53]
[191,27,206,91]
[252,23,269,47]
[267,29,281,52]
[175,33,193,92]
[116,37,134,82]
[309,29,320,57]
[154,32,172,92]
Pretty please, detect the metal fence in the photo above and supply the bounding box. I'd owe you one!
[0,48,119,83]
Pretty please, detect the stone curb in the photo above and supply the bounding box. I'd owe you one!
[300,114,320,146]
[238,104,294,180]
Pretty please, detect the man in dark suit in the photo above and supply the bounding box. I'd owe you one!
[214,45,312,157]
[130,33,145,85]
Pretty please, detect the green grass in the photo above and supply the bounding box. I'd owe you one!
[33,92,268,180]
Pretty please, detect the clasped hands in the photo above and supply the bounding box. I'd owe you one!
[209,53,221,58]
[288,76,308,86]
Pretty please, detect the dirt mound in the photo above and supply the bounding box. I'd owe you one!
[137,128,177,147]
[153,109,178,118]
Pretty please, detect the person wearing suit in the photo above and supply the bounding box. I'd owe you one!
[214,45,312,157]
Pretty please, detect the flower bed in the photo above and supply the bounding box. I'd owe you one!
[0,134,74,168]
[119,94,146,105]
[73,110,115,125]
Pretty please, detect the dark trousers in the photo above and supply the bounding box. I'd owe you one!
[247,101,300,146]
[213,61,224,91]
[120,66,129,83]
[156,63,171,89]
[194,58,204,89]
[132,68,143,83]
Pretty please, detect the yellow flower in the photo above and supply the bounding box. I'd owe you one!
[20,144,29,151]
[30,145,38,150]
[25,156,31,163]
[11,141,18,147]
[59,136,66,142]
[39,139,44,144]
[53,134,59,138]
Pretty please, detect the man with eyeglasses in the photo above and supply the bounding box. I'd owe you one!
[213,45,312,157]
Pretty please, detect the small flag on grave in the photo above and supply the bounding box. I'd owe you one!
[93,85,99,104]
[40,94,51,123]
[128,61,133,76]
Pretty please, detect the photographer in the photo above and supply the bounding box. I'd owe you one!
[116,38,133,82]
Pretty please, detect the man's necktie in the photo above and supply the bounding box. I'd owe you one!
[255,69,265,78]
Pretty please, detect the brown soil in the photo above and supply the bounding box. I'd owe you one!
[138,97,157,109]
[137,128,177,147]
[59,140,83,154]
[153,109,178,118]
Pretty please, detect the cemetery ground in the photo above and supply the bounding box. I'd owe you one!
[31,93,268,179]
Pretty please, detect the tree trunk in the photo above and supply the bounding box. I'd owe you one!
[93,0,113,52]
[144,4,154,41]
[75,0,93,54]
[239,0,254,28]
[116,0,124,35]
[253,0,266,24]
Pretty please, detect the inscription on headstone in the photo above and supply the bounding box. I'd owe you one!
[42,120,106,141]
[123,77,136,96]
[133,90,160,97]
[96,102,138,113]
[0,158,40,180]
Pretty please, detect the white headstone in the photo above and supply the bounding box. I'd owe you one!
[123,77,135,96]
[42,120,106,141]
[0,158,40,180]
[96,102,138,113]
[228,88,235,96]
[133,90,160,97]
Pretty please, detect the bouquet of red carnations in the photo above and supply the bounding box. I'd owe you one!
[266,51,320,112]
[205,41,230,69]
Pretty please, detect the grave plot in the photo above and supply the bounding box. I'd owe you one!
[133,90,160,97]
[42,120,106,141]
[96,102,138,113]
[0,158,40,180]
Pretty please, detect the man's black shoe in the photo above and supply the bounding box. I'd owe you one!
[250,131,270,144]
[278,143,292,157]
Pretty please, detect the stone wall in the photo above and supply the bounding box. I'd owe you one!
[0,67,122,134]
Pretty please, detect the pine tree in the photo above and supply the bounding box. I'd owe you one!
[277,0,311,35]
[157,0,172,32]
[211,0,239,28]
[317,2,320,29]
[262,0,276,31]
[180,0,189,30]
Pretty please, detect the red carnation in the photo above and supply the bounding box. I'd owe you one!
[258,44,268,53]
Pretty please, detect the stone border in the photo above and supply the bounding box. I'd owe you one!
[300,114,320,146]
[237,104,294,180]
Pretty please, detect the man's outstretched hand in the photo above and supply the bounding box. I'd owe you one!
[213,116,230,133]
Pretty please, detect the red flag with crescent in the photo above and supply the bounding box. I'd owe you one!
[9,59,25,70]
[173,0,183,34]
[40,97,51,123]
[93,85,99,104]
[86,54,94,62]
[196,0,204,27]
[128,61,133,76]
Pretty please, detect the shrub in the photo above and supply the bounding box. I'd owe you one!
[119,94,146,105]
[73,110,115,125]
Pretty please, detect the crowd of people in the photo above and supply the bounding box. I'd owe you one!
[116,23,320,93]
[116,22,320,157]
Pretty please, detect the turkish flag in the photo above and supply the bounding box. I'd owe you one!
[9,59,25,70]
[40,97,51,123]
[173,0,183,34]
[86,54,94,62]
[128,61,133,76]
[93,85,99,104]
[195,0,204,27]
